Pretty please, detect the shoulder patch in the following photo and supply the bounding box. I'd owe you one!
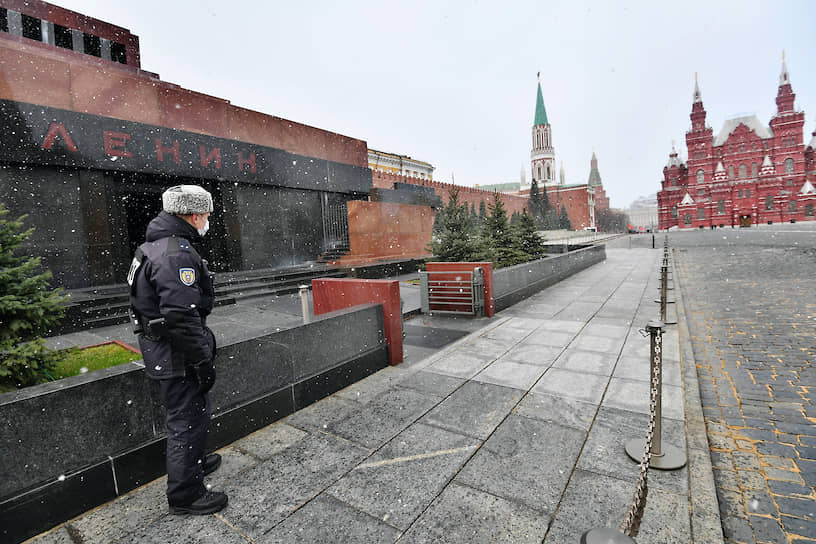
[179,267,196,286]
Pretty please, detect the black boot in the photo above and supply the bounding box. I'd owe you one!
[203,453,222,476]
[169,491,228,515]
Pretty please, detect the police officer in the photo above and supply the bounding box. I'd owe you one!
[128,185,227,515]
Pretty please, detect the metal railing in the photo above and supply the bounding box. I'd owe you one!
[419,267,485,316]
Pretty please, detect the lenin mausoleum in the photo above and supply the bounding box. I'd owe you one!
[0,0,533,300]
[658,57,816,230]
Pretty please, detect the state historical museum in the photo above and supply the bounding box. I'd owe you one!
[658,57,816,230]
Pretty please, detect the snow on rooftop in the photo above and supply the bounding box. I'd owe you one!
[713,116,774,146]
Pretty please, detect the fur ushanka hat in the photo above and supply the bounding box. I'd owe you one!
[162,185,213,215]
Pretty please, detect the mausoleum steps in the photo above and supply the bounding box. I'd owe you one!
[56,265,348,335]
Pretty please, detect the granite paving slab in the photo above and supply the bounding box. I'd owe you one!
[115,511,247,544]
[327,423,478,530]
[257,493,401,543]
[329,387,440,448]
[496,344,561,367]
[218,432,370,539]
[613,354,682,386]
[455,415,585,514]
[553,348,618,376]
[545,469,691,543]
[581,322,631,339]
[514,392,598,432]
[495,343,562,367]
[534,319,586,334]
[285,396,363,434]
[393,370,465,399]
[203,446,260,489]
[472,360,546,390]
[334,365,415,405]
[518,330,576,348]
[576,407,688,495]
[419,381,524,440]
[24,528,74,544]
[425,350,495,379]
[400,481,550,543]
[403,325,470,349]
[67,479,167,544]
[455,336,516,358]
[602,377,685,421]
[554,302,603,321]
[231,422,308,460]
[531,368,609,405]
[570,333,626,354]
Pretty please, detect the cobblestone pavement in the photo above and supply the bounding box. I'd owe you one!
[670,224,816,544]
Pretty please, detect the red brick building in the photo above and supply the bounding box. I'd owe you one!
[658,58,816,230]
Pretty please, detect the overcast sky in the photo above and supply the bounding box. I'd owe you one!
[58,0,816,208]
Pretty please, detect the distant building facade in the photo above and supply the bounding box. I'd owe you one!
[368,149,434,180]
[625,194,658,231]
[658,58,816,230]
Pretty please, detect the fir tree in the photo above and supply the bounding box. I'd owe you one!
[470,202,479,228]
[0,206,68,388]
[528,178,548,228]
[480,192,525,268]
[510,211,521,226]
[513,210,547,260]
[429,188,479,262]
[559,204,572,230]
[478,200,487,221]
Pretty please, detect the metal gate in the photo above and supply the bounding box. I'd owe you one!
[419,267,485,316]
[321,199,350,250]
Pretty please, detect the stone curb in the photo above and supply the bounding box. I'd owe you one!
[672,250,725,543]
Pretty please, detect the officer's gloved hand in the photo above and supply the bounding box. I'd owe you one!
[193,360,216,395]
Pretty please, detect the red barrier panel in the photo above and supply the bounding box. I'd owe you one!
[311,278,403,365]
[424,262,494,317]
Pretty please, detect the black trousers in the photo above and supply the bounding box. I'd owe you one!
[158,376,210,505]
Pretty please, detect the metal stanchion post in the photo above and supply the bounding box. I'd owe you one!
[582,321,687,542]
[299,284,311,324]
[625,321,686,470]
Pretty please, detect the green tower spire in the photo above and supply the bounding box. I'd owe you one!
[534,75,549,126]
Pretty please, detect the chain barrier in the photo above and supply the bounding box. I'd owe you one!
[619,324,662,537]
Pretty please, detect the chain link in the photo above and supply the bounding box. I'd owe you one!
[619,327,662,537]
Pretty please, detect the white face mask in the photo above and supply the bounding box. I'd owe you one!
[197,219,210,237]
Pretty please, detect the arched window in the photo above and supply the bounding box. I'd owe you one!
[785,158,794,174]
[671,206,678,219]
[684,214,692,226]
[789,201,797,212]
[728,165,735,180]
[718,200,725,214]
[751,163,757,177]
[697,169,704,183]
[537,166,541,180]
[765,195,774,211]
[806,204,814,217]
[739,164,747,179]
[546,165,551,179]
[697,208,705,219]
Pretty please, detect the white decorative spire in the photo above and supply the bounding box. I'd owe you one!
[800,180,815,195]
[759,155,775,176]
[693,72,702,103]
[780,50,790,85]
[680,193,694,206]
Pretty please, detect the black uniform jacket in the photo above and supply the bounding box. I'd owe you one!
[130,212,215,380]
